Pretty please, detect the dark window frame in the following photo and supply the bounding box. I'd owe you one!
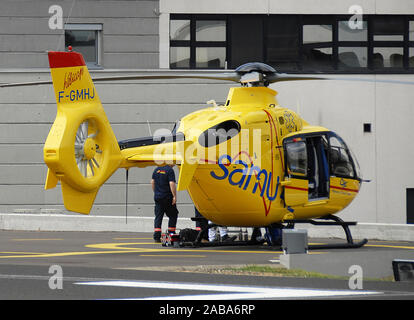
[170,14,414,74]
[64,23,102,69]
[170,14,228,69]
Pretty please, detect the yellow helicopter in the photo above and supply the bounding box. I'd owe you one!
[5,49,407,248]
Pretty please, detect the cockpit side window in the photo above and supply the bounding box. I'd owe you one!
[328,135,355,178]
[286,141,308,176]
[198,120,241,147]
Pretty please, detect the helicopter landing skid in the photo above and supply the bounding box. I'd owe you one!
[180,219,264,248]
[284,214,368,250]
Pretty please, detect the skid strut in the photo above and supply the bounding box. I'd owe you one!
[284,214,368,249]
[182,215,367,249]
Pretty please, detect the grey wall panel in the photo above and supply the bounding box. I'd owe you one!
[0,164,47,184]
[0,1,160,69]
[103,103,205,123]
[66,18,159,36]
[0,35,62,52]
[1,104,56,123]
[95,83,231,104]
[0,17,62,35]
[103,35,159,53]
[0,53,50,68]
[0,124,50,143]
[0,103,203,124]
[0,203,195,220]
[0,183,193,205]
[102,53,159,69]
[0,123,180,143]
[0,165,154,185]
[0,1,158,18]
[0,145,44,164]
[0,85,56,103]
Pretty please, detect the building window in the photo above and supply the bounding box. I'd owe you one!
[407,188,414,224]
[302,16,334,71]
[266,16,300,71]
[170,15,227,69]
[371,16,405,70]
[65,24,102,69]
[170,14,414,74]
[337,19,368,70]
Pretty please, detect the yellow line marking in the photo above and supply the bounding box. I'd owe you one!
[0,249,157,259]
[140,255,206,258]
[85,242,283,254]
[113,238,152,240]
[0,252,47,255]
[2,240,411,260]
[0,241,283,259]
[85,242,159,250]
[11,239,64,241]
[365,244,414,250]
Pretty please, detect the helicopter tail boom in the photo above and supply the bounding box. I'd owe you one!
[44,51,122,214]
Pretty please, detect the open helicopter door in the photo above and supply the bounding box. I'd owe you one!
[282,133,330,206]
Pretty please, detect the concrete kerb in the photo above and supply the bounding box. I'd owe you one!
[0,213,414,242]
[0,213,194,233]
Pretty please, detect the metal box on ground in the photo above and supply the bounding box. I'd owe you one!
[392,259,414,281]
[282,229,308,254]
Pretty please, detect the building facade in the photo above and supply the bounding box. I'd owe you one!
[0,0,413,225]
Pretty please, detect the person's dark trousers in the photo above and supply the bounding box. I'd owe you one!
[153,196,178,240]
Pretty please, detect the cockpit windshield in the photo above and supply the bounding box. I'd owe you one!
[328,132,361,180]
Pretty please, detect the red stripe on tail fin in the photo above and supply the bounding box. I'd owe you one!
[48,51,86,69]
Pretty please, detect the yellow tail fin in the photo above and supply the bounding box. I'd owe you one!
[44,51,122,214]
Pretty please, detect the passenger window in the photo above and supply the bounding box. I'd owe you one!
[198,120,241,147]
[286,141,308,176]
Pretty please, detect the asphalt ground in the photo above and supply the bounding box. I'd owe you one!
[0,230,413,310]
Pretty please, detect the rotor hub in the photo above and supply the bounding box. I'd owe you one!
[83,138,96,160]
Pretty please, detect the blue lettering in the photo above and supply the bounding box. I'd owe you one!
[209,154,230,180]
[84,88,95,99]
[69,90,75,101]
[252,169,267,197]
[76,89,84,100]
[228,160,248,187]
[243,165,261,191]
[266,174,279,201]
[210,154,280,202]
[57,87,95,102]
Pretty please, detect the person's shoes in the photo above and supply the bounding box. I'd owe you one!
[154,238,161,243]
[221,235,237,242]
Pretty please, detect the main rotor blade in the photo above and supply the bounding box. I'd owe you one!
[3,70,414,88]
[90,73,241,83]
[268,73,414,85]
[267,74,327,83]
[0,73,240,88]
[0,80,53,88]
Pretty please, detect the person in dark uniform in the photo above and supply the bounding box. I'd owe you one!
[151,164,179,242]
